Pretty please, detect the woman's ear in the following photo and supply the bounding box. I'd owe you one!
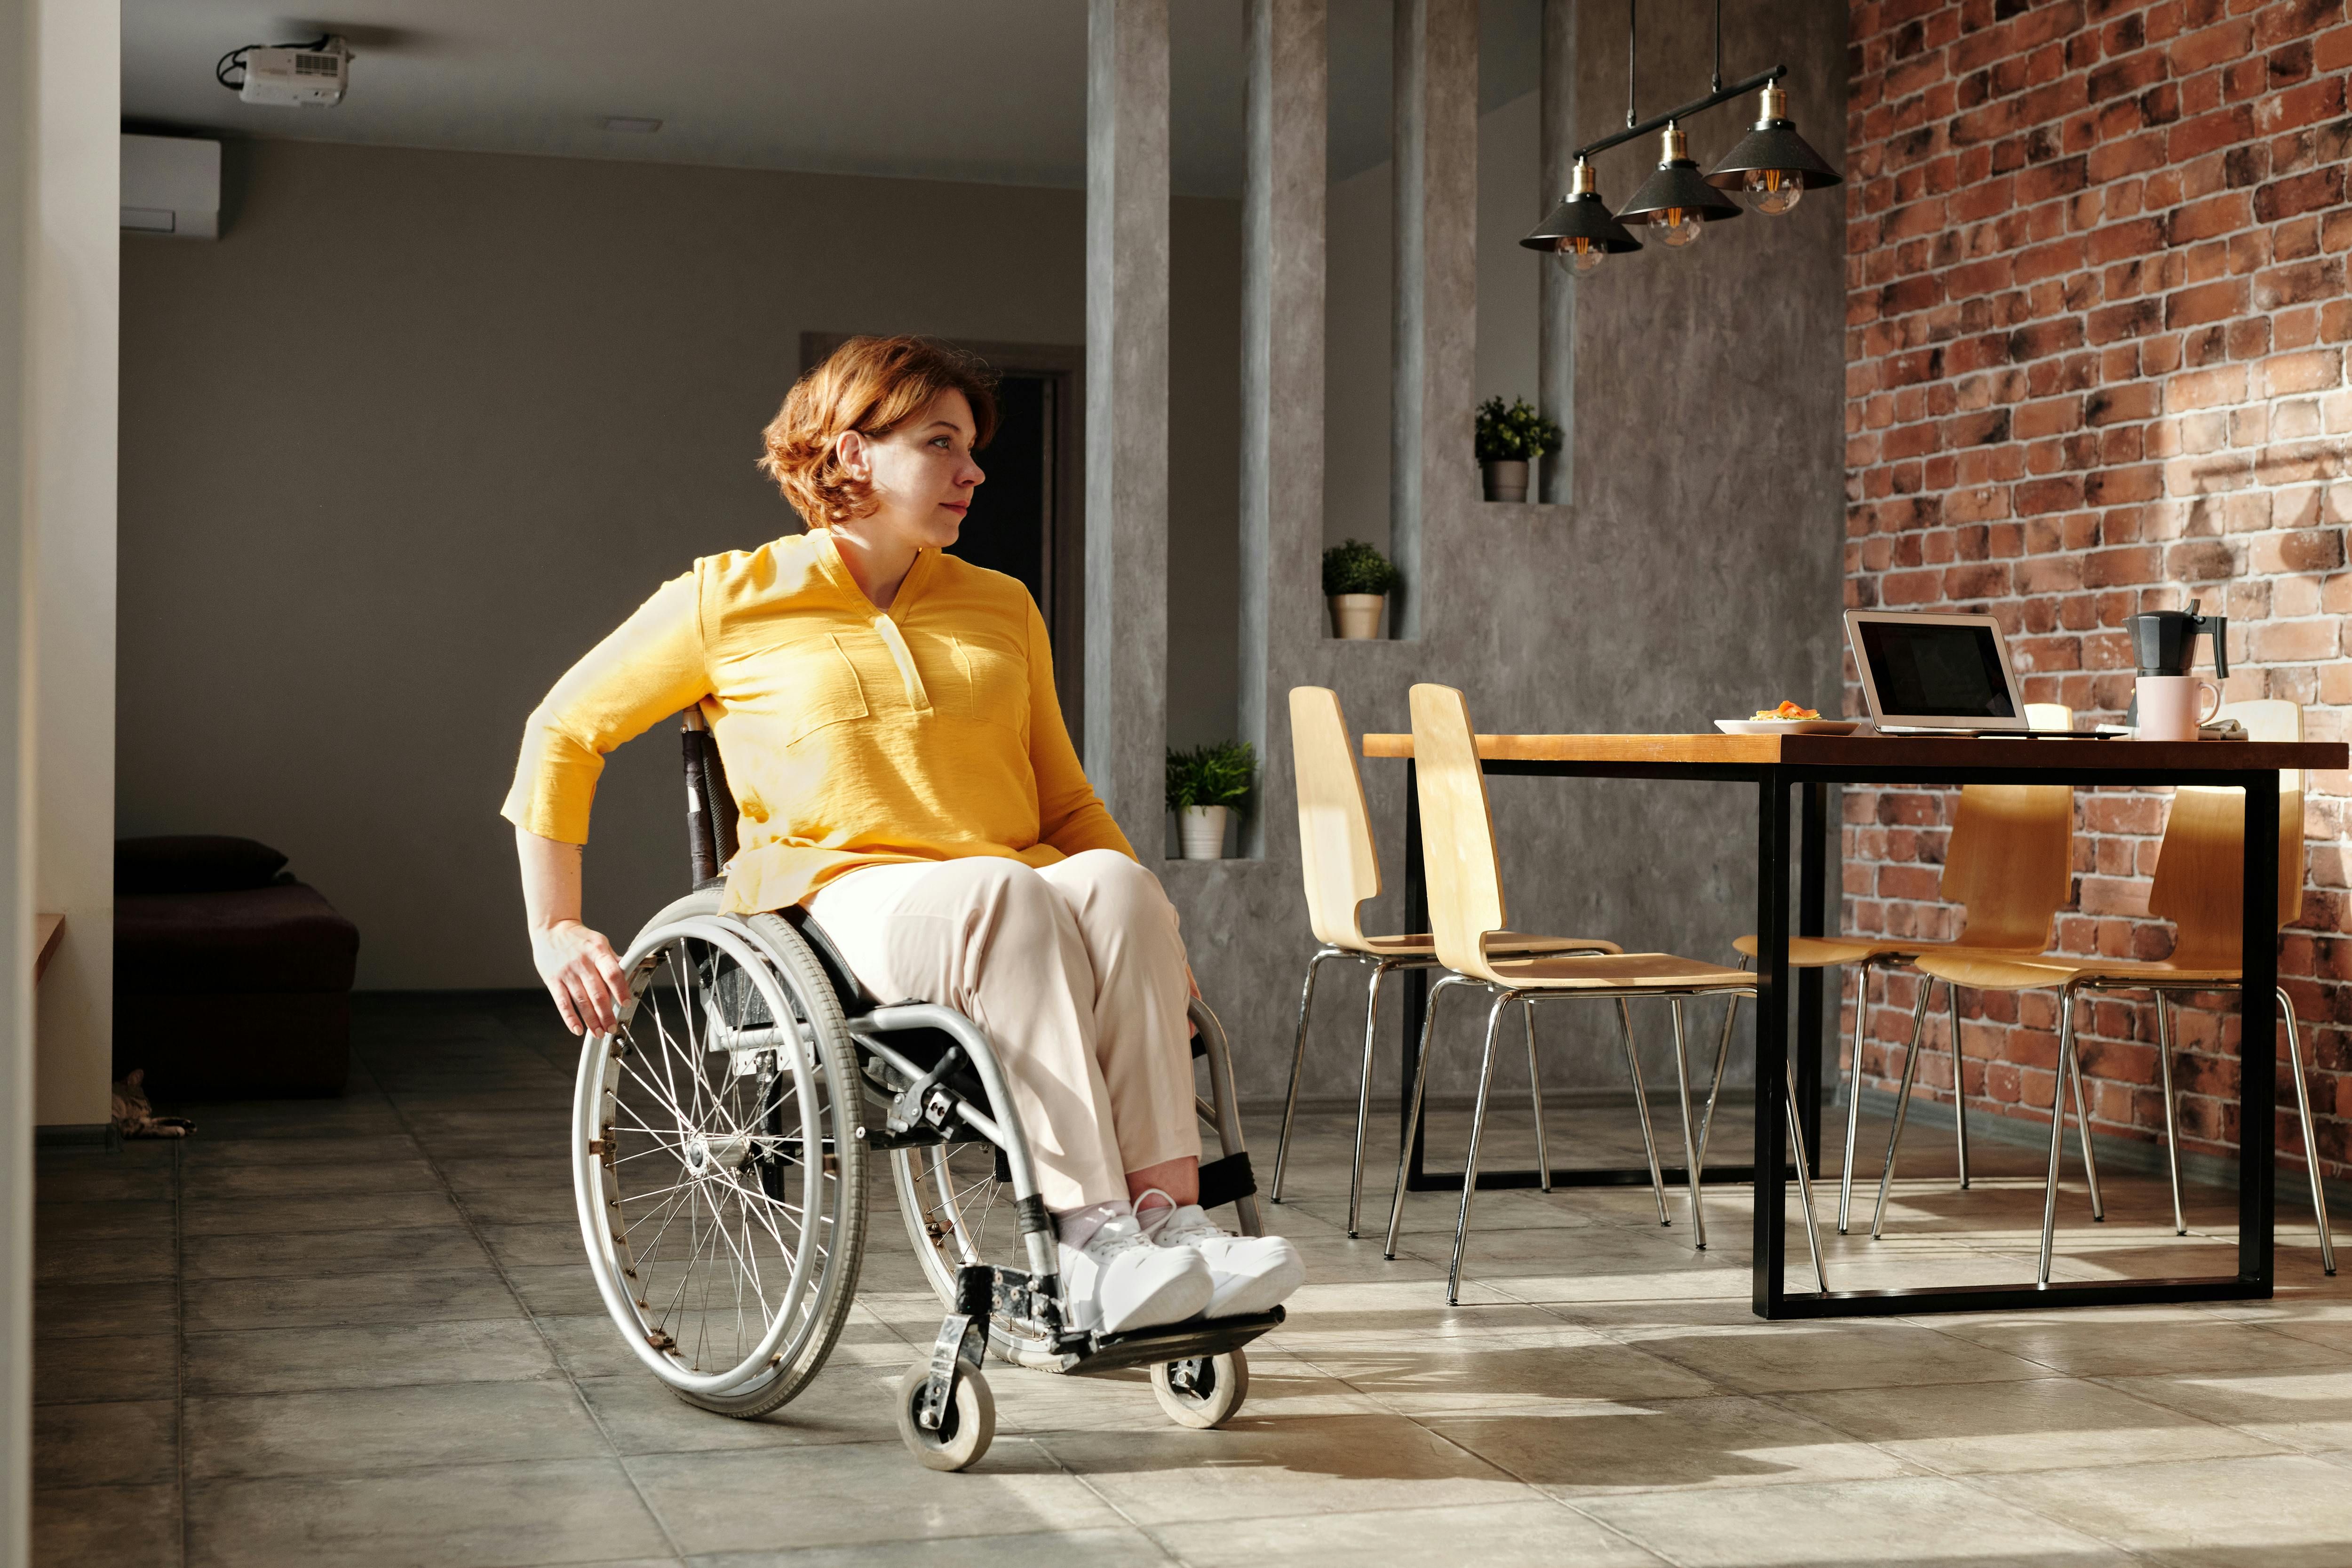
[834,429,870,483]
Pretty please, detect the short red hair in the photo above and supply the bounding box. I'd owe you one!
[757,336,999,526]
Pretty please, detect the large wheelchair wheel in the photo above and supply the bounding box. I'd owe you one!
[572,891,868,1417]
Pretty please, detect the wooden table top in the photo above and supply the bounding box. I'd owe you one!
[1360,732,2348,771]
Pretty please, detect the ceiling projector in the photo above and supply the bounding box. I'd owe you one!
[219,34,351,107]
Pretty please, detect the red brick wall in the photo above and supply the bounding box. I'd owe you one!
[1843,0,2351,1179]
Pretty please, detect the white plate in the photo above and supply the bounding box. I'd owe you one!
[1714,718,1862,736]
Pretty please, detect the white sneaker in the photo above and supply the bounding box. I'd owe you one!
[1057,1212,1213,1335]
[1152,1205,1304,1317]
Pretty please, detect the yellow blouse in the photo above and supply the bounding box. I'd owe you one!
[501,530,1133,914]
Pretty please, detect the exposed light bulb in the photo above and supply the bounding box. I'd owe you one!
[1744,167,1804,214]
[1556,236,1606,276]
[1656,209,1704,248]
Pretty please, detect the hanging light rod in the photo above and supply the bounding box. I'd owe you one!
[1571,64,1785,164]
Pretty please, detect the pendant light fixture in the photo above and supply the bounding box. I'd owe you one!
[1615,122,1741,247]
[1516,158,1641,275]
[1704,83,1842,213]
[1522,0,1841,274]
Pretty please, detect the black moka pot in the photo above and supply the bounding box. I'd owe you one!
[2126,599,2229,679]
[2123,599,2227,729]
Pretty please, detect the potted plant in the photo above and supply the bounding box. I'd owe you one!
[1166,740,1255,860]
[1321,539,1399,640]
[1475,395,1562,502]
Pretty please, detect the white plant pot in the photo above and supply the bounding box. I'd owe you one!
[1481,458,1529,502]
[1178,804,1230,860]
[1328,593,1386,640]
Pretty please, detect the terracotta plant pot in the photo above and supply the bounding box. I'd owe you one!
[1178,804,1230,860]
[1328,593,1385,640]
[1481,458,1529,502]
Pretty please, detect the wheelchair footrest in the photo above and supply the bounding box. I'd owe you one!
[1062,1306,1284,1378]
[1196,1152,1257,1212]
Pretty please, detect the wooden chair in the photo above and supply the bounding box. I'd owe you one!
[1915,699,2335,1280]
[1714,702,2083,1235]
[1385,683,1828,1303]
[1275,686,1620,1237]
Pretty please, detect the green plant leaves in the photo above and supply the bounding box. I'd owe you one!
[1165,740,1257,814]
[1321,539,1399,597]
[1474,395,1562,462]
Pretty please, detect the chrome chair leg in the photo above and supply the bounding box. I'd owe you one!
[1694,961,1744,1178]
[2039,986,2082,1283]
[1524,999,1551,1194]
[1868,980,1935,1240]
[2154,993,2186,1235]
[2280,986,2337,1276]
[1385,974,1469,1258]
[1346,958,1400,1237]
[1447,990,1516,1305]
[1271,947,1339,1204]
[1785,1054,1830,1294]
[2070,1033,2106,1223]
[1947,979,1972,1189]
[1616,997,1672,1226]
[1669,997,1707,1250]
[1837,961,1876,1234]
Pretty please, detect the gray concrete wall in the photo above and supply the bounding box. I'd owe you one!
[118,137,1243,987]
[1165,0,1849,1118]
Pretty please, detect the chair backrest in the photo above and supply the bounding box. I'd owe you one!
[2148,698,2304,968]
[1407,684,1508,980]
[1940,702,2075,950]
[682,706,740,888]
[1288,687,1382,949]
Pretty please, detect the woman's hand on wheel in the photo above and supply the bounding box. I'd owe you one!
[532,919,628,1035]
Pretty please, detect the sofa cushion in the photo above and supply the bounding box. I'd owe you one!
[115,883,360,995]
[117,836,289,896]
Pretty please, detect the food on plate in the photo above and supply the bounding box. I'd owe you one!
[1751,700,1821,722]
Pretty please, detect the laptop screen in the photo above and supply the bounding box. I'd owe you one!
[1855,619,2017,719]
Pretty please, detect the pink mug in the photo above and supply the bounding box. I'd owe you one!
[2136,675,2219,741]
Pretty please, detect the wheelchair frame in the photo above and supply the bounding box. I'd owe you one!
[570,710,1282,1470]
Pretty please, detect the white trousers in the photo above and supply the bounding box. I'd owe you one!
[806,850,1200,1211]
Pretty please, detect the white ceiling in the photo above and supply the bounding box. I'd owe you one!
[122,1,1542,197]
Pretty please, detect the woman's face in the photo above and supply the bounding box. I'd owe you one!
[836,389,985,552]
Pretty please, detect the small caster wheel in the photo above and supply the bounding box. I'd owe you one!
[1151,1348,1248,1429]
[895,1359,994,1472]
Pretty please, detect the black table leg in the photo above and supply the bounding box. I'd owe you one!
[2239,780,2278,1292]
[1402,760,1429,1185]
[1753,771,1792,1317]
[1797,780,1828,1175]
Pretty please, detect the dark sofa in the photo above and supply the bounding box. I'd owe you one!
[114,837,360,1099]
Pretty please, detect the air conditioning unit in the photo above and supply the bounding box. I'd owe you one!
[120,135,222,239]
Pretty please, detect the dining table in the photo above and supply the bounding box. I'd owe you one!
[1359,728,2346,1319]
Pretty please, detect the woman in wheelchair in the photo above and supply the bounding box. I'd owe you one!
[504,334,1302,1342]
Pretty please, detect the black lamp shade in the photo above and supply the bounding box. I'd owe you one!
[1518,191,1642,255]
[1617,158,1742,226]
[1706,119,1843,191]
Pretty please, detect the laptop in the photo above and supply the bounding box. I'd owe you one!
[1844,610,2033,735]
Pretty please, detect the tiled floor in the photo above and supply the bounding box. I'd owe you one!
[34,992,2352,1567]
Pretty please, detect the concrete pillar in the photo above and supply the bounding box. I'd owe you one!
[1084,0,1170,853]
[1537,0,1576,505]
[29,0,118,1137]
[0,0,26,1548]
[1238,0,1326,858]
[1390,0,1478,637]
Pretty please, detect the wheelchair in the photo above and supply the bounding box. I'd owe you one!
[567,711,1280,1470]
